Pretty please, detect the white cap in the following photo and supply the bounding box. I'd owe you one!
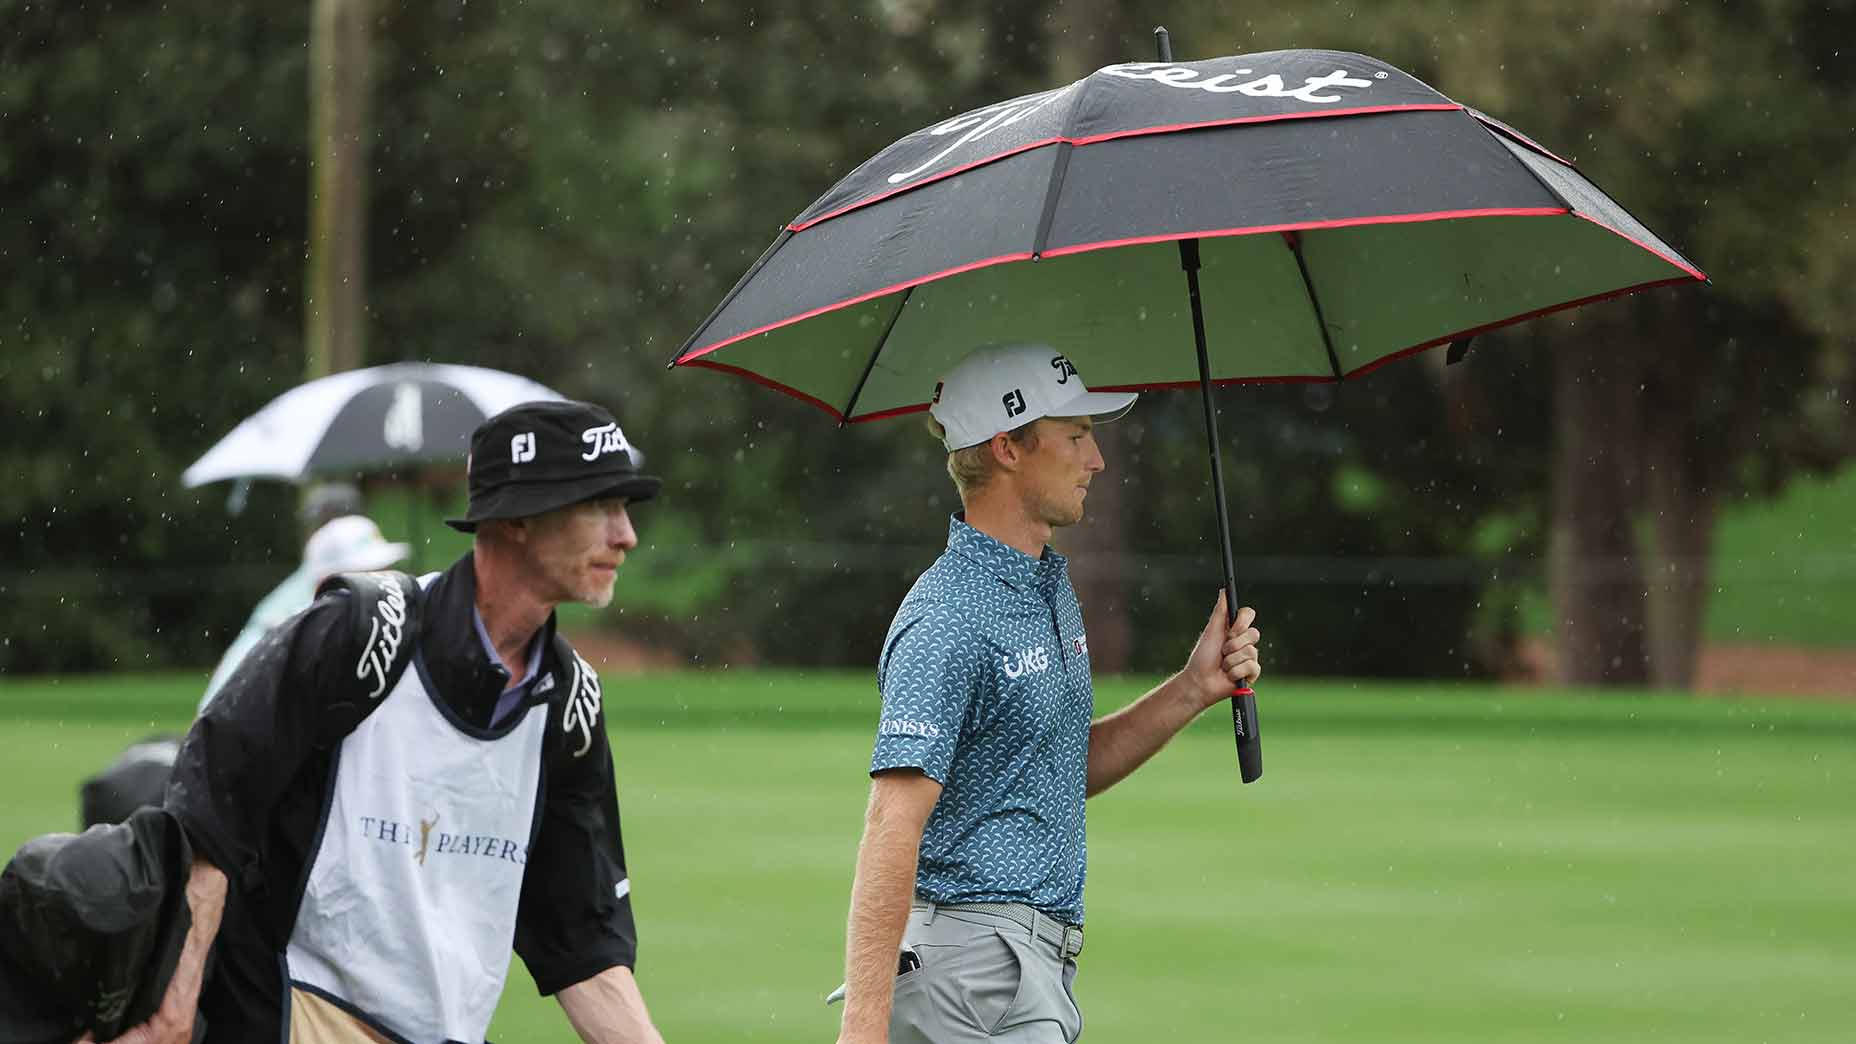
[304,515,410,582]
[928,344,1138,451]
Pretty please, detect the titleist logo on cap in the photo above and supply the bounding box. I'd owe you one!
[580,422,633,462]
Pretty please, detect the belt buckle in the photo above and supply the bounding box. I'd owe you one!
[1060,922,1084,959]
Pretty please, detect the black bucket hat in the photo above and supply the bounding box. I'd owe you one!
[445,400,661,532]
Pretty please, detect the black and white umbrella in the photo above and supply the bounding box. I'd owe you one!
[671,39,1707,781]
[183,362,563,487]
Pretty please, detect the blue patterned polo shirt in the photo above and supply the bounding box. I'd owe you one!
[872,514,1094,924]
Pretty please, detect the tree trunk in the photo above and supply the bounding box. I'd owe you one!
[1643,463,1716,689]
[306,0,372,379]
[1641,333,1717,690]
[1548,334,1651,686]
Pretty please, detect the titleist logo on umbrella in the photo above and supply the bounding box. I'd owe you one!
[885,61,1381,188]
[1099,62,1380,102]
[886,89,1067,186]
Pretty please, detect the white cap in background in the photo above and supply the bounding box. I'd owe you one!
[304,515,410,582]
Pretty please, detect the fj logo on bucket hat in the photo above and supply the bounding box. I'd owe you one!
[510,432,536,464]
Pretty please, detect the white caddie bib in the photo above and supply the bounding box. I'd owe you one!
[284,649,547,1044]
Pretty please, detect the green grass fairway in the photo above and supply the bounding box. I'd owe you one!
[2,672,1853,1042]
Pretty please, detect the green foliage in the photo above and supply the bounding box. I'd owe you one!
[2,0,1849,674]
[1705,461,1856,646]
[0,2,311,671]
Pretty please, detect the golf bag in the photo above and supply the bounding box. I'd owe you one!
[0,807,199,1043]
[80,734,183,829]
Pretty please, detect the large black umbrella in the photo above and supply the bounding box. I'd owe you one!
[671,37,1706,781]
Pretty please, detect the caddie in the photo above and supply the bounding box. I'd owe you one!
[136,400,666,1044]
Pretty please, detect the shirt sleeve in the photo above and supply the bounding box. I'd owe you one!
[165,592,363,893]
[871,605,983,784]
[515,665,638,994]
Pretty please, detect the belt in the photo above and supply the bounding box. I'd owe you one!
[918,900,1085,960]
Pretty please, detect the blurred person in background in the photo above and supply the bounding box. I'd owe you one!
[833,345,1264,1044]
[120,401,666,1044]
[197,482,387,710]
[74,496,408,831]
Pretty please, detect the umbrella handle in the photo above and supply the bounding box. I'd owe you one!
[1232,688,1261,783]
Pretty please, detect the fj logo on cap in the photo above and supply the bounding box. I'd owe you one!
[580,422,633,463]
[1050,355,1077,384]
[1002,388,1027,418]
[510,432,537,464]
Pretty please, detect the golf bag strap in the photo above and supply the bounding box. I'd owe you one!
[317,570,423,704]
[550,631,605,759]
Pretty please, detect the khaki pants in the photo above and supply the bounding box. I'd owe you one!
[287,987,395,1043]
[889,902,1084,1043]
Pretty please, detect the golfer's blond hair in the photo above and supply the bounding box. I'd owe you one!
[926,416,1040,499]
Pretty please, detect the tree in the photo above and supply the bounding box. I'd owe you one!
[1193,0,1856,686]
[0,1,312,672]
[3,0,1846,684]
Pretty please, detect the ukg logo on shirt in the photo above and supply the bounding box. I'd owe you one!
[1001,646,1051,680]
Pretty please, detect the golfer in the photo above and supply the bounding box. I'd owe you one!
[833,344,1263,1044]
[128,400,666,1044]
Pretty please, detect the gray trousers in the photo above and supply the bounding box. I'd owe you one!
[889,902,1084,1043]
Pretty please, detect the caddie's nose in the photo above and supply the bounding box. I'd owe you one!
[607,504,638,551]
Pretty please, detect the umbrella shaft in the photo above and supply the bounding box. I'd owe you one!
[1179,237,1264,784]
[1178,241,1241,625]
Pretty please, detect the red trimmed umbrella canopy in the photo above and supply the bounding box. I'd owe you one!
[672,49,1703,419]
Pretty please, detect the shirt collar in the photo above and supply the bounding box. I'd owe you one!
[422,553,562,730]
[471,603,543,693]
[946,513,1066,592]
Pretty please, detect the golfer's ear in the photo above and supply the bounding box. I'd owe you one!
[989,431,1020,469]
